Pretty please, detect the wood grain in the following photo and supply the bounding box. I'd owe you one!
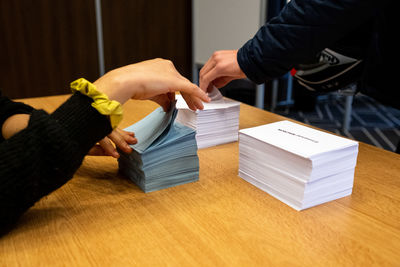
[1,95,400,266]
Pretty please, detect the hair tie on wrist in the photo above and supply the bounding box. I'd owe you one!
[70,78,122,129]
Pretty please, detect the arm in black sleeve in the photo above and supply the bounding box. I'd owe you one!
[0,93,112,234]
[237,0,375,83]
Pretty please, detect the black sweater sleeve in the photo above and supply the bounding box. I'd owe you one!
[237,0,375,83]
[0,93,113,234]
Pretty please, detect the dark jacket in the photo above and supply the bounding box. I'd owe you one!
[237,0,398,108]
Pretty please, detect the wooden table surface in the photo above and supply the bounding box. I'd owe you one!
[1,95,400,266]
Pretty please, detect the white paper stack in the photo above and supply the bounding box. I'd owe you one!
[239,120,359,210]
[176,87,240,149]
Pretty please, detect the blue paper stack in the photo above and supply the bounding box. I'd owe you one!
[118,103,199,193]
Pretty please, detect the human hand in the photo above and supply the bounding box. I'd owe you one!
[94,58,210,111]
[88,128,137,158]
[199,50,246,92]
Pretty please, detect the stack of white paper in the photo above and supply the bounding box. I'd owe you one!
[239,120,359,210]
[118,102,199,193]
[176,87,240,149]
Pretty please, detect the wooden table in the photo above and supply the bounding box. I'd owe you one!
[1,95,400,266]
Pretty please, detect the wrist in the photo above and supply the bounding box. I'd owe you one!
[70,78,123,129]
[94,72,132,104]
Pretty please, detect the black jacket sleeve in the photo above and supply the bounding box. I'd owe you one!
[0,93,112,234]
[237,0,375,83]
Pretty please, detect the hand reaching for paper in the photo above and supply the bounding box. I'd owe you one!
[199,50,246,93]
[94,58,210,111]
[88,128,137,158]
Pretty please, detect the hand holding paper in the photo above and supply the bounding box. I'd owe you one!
[199,50,246,92]
[94,58,210,110]
[118,102,199,192]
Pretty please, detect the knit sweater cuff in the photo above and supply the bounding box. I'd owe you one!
[49,92,113,152]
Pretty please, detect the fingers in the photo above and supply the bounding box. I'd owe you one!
[199,50,245,92]
[88,145,108,156]
[98,137,120,158]
[181,93,196,111]
[87,138,119,157]
[199,58,215,82]
[151,91,203,112]
[181,92,204,111]
[158,64,210,105]
[173,79,211,104]
[199,51,230,91]
[108,129,136,154]
[199,51,228,92]
[199,56,217,92]
[173,76,205,110]
[96,58,211,108]
[200,66,222,92]
[212,76,234,89]
[87,129,137,158]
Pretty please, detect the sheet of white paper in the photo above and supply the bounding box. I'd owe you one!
[207,86,224,101]
[239,120,358,159]
[176,87,239,111]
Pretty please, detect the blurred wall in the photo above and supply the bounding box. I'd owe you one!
[193,0,262,65]
[0,0,192,99]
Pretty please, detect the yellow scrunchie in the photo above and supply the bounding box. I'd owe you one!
[70,78,123,129]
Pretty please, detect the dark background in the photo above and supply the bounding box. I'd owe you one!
[0,0,192,99]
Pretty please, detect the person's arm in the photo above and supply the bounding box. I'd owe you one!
[0,58,209,235]
[199,0,375,91]
[237,0,375,83]
[93,58,210,111]
[1,103,136,159]
[0,93,112,234]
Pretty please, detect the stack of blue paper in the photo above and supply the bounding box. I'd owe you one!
[118,102,199,193]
